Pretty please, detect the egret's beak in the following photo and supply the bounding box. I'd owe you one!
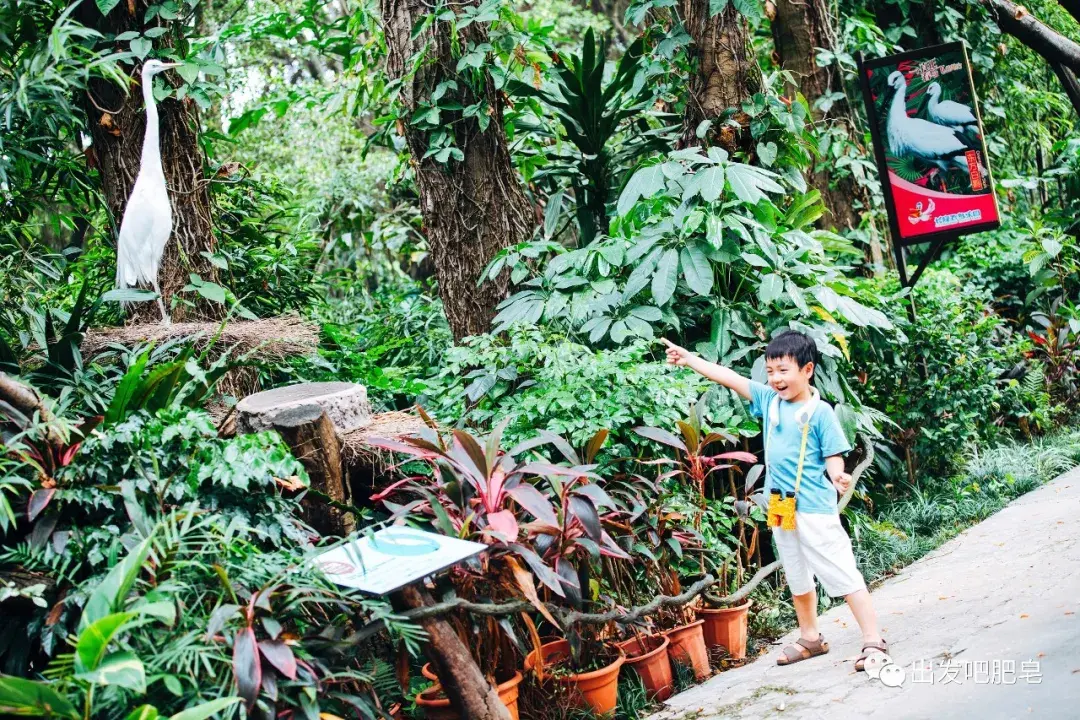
[161,62,183,70]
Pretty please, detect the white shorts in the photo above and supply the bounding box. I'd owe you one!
[772,512,866,598]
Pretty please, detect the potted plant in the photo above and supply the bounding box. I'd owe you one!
[616,629,674,702]
[634,409,758,662]
[370,424,630,717]
[523,628,626,715]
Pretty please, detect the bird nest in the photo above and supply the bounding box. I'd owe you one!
[81,314,319,360]
[342,410,428,469]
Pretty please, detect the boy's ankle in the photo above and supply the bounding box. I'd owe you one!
[799,629,821,642]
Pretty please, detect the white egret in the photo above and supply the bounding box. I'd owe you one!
[115,59,181,325]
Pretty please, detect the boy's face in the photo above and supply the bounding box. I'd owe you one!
[765,355,814,401]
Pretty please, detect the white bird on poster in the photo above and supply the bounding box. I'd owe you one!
[115,59,181,325]
[885,71,987,181]
[926,82,978,134]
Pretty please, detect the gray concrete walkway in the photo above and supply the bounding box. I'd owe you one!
[650,468,1080,720]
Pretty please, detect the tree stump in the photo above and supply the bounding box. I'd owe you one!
[237,383,372,537]
[237,382,371,435]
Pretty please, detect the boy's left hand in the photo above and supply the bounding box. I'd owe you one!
[832,472,852,494]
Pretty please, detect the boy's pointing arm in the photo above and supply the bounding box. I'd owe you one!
[660,338,752,400]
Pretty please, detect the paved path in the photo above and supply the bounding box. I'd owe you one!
[650,468,1080,720]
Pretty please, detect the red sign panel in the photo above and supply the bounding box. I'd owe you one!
[858,42,1000,246]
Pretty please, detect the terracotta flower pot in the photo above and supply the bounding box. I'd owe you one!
[617,634,674,702]
[698,600,751,659]
[415,671,524,720]
[663,619,710,680]
[524,639,625,715]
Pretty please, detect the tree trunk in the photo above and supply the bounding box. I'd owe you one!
[679,2,760,152]
[381,0,533,342]
[78,3,220,322]
[236,382,370,537]
[394,584,512,720]
[770,0,886,266]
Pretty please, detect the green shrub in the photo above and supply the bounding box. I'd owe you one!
[268,282,451,411]
[852,270,1046,479]
[421,325,756,457]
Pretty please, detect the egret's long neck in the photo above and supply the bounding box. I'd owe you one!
[140,75,164,176]
[888,80,908,129]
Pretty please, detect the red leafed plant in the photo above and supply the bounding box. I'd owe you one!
[209,585,306,711]
[366,416,633,674]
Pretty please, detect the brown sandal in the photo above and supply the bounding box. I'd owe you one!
[855,639,889,672]
[776,635,829,666]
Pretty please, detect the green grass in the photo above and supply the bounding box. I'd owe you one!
[851,428,1080,584]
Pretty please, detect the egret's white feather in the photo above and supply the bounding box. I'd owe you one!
[114,60,179,324]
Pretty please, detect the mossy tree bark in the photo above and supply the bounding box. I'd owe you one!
[679,2,761,153]
[381,0,533,341]
[770,0,886,266]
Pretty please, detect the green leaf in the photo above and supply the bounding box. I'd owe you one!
[758,273,783,304]
[175,64,200,85]
[80,535,155,632]
[652,248,679,306]
[709,0,730,16]
[105,347,151,426]
[680,243,713,296]
[698,165,725,203]
[617,164,666,217]
[1042,237,1063,257]
[124,706,160,720]
[0,676,79,719]
[76,612,137,673]
[726,163,783,205]
[168,699,244,720]
[192,280,226,305]
[114,31,139,41]
[75,651,146,693]
[130,37,152,59]
[101,288,158,303]
[756,141,778,167]
[97,0,121,14]
[609,320,631,344]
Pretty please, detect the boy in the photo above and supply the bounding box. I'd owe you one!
[661,331,888,669]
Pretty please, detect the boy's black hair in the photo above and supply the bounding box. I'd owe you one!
[765,330,818,369]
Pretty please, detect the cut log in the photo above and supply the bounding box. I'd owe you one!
[236,382,371,435]
[394,584,512,720]
[237,383,371,537]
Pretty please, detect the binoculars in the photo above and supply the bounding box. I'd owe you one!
[767,488,797,530]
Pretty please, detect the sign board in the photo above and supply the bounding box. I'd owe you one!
[314,527,487,595]
[857,42,1000,247]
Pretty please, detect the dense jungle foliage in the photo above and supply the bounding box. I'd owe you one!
[2,0,1079,717]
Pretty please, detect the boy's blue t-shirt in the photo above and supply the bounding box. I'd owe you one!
[749,381,852,514]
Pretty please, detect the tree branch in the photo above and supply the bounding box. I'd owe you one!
[982,0,1080,72]
[1051,61,1080,116]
